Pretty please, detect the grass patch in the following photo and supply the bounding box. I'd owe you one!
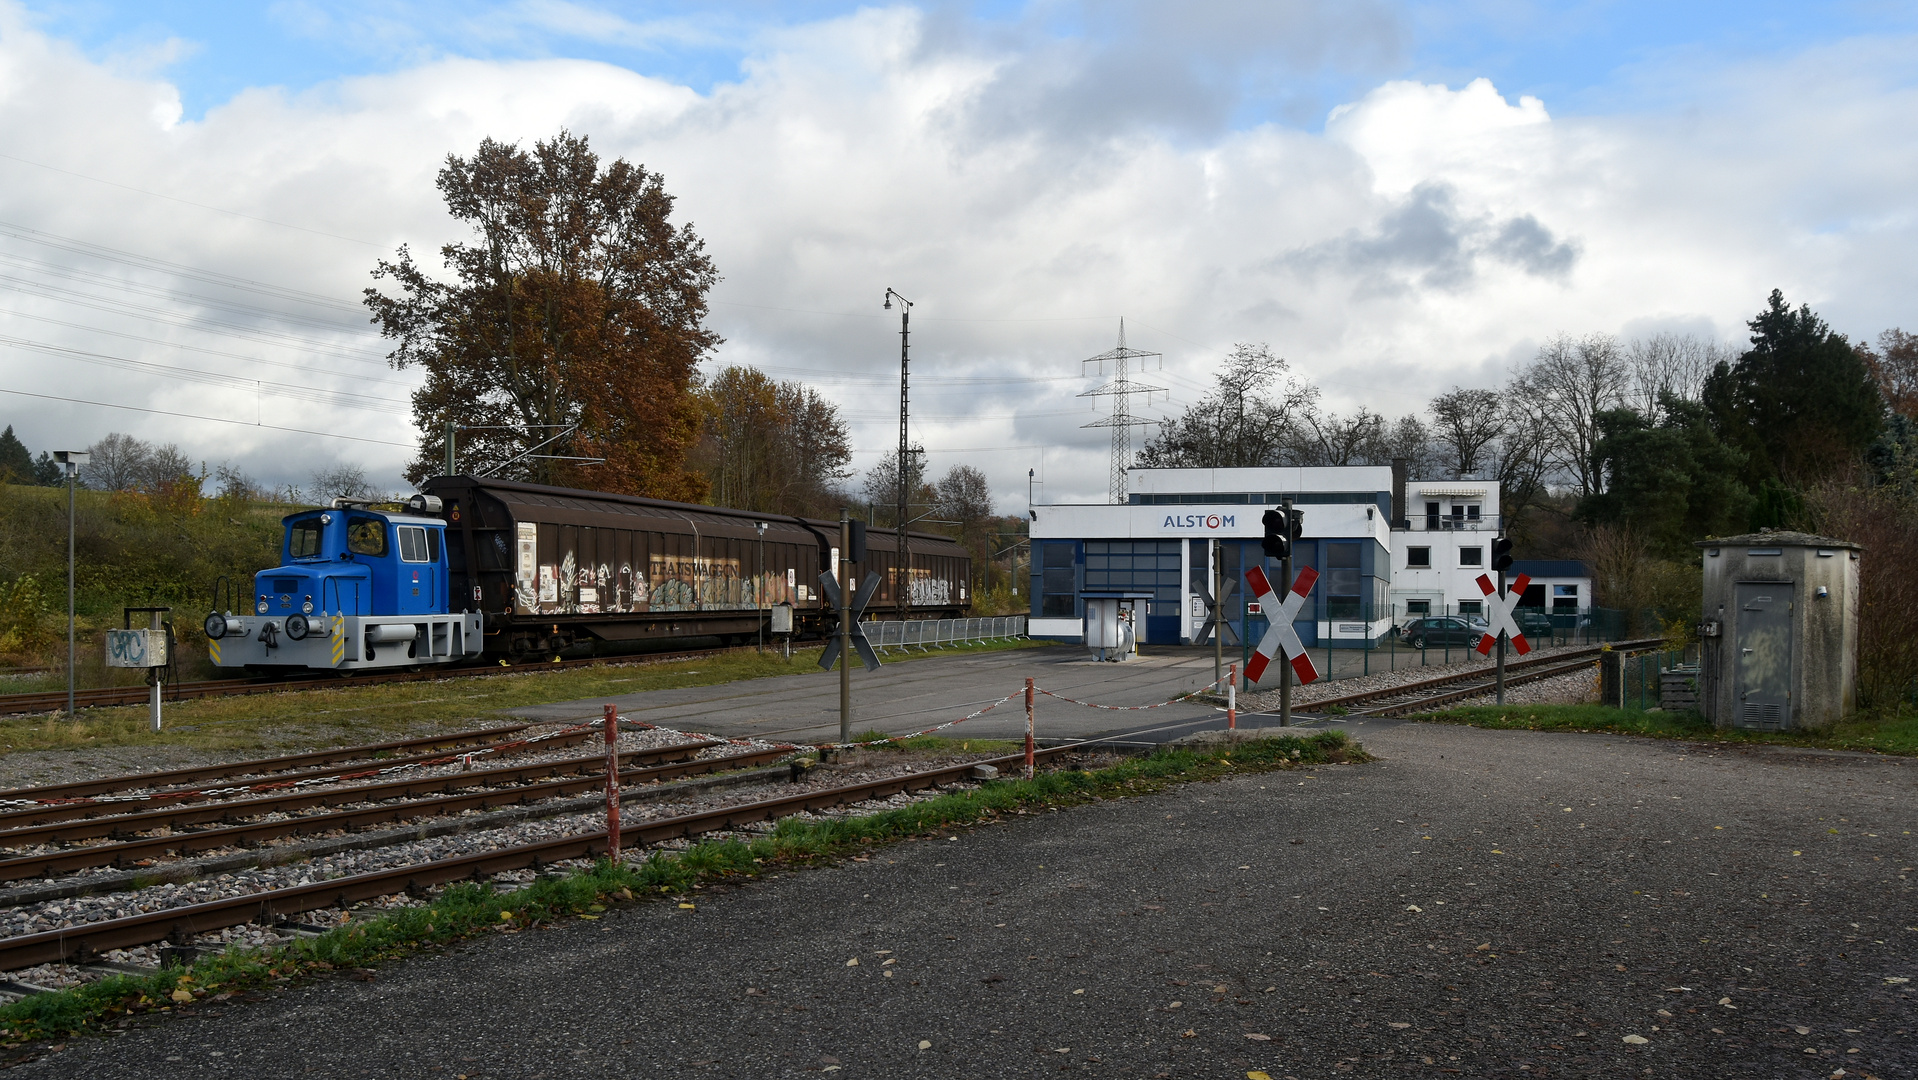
[0,729,1363,1045]
[0,637,1053,758]
[1416,703,1918,756]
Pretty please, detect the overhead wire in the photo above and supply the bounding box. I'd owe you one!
[0,387,415,447]
[0,337,404,413]
[0,218,366,311]
[0,251,375,335]
[0,274,390,365]
[0,306,417,390]
[0,154,384,248]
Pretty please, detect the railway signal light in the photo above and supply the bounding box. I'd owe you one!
[1261,507,1287,559]
[1288,507,1304,544]
[1492,536,1514,572]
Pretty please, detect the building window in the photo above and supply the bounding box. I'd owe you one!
[1039,542,1077,618]
[1405,599,1430,615]
[1458,599,1482,615]
[1406,546,1430,569]
[1459,547,1483,567]
[1424,501,1439,530]
[1553,583,1579,611]
[1325,543,1362,618]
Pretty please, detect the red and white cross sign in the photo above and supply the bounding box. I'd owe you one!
[1473,573,1532,656]
[1242,565,1320,685]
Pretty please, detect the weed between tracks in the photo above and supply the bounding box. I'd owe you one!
[0,730,1362,1046]
[1416,703,1918,755]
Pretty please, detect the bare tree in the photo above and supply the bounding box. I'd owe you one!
[81,433,151,491]
[933,464,996,573]
[1626,332,1728,420]
[1376,415,1439,476]
[1297,407,1385,466]
[1428,388,1504,478]
[1523,332,1628,497]
[1136,343,1318,468]
[308,464,380,504]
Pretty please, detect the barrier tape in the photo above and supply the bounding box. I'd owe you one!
[813,690,1024,751]
[1034,672,1229,712]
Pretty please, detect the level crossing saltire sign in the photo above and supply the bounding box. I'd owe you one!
[1242,565,1320,685]
[1473,573,1533,656]
[816,569,883,672]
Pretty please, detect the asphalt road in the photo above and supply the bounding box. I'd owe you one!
[19,719,1917,1079]
[508,645,1228,744]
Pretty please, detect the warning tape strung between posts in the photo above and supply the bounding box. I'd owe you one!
[1034,672,1231,711]
[0,724,603,811]
[813,689,1026,751]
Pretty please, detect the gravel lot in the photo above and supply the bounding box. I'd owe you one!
[13,718,1918,1078]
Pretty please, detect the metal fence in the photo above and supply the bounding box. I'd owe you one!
[1217,604,1637,687]
[862,616,1028,652]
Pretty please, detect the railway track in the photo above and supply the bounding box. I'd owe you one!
[1299,637,1667,718]
[0,640,798,717]
[0,741,1087,971]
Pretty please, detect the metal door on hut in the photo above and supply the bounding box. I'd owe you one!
[1733,581,1792,730]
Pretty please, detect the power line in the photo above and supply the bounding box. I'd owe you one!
[0,337,404,413]
[0,251,374,334]
[0,154,384,248]
[0,306,418,389]
[0,274,390,365]
[0,386,416,447]
[0,218,366,311]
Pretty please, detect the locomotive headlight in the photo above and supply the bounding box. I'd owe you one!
[301,597,314,614]
[256,600,269,614]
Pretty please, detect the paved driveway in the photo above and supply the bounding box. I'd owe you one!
[24,720,1918,1078]
[509,645,1228,745]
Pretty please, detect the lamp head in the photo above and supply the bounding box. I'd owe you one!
[883,294,891,310]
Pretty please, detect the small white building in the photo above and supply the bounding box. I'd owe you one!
[1389,479,1503,618]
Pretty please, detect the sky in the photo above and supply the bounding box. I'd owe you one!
[0,0,1913,508]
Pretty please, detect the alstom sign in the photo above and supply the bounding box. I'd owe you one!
[1161,513,1239,531]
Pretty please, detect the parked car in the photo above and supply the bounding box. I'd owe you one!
[1516,610,1555,638]
[1399,616,1487,649]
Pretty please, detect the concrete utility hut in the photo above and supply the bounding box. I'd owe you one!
[1696,531,1860,731]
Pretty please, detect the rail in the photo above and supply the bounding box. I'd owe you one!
[0,741,1093,970]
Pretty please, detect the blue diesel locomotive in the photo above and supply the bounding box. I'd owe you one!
[203,494,484,671]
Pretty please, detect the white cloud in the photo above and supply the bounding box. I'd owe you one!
[0,4,1912,508]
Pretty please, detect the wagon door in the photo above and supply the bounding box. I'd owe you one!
[1733,581,1792,730]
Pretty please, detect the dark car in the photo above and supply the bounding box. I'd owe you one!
[1399,616,1486,649]
[1515,610,1555,639]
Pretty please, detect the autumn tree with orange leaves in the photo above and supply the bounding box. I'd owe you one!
[366,131,719,498]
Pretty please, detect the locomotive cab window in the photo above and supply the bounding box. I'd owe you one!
[347,516,387,557]
[290,519,325,559]
[397,526,433,563]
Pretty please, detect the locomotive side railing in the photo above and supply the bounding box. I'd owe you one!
[861,616,1026,652]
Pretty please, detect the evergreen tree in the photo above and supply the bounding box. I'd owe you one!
[1703,289,1883,489]
[1579,394,1753,556]
[0,426,31,484]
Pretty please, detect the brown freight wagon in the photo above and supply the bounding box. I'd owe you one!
[421,476,971,659]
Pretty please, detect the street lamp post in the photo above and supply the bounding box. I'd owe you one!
[754,521,768,653]
[52,451,90,719]
[883,288,913,624]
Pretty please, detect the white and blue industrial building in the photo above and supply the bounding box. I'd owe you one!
[1027,465,1591,647]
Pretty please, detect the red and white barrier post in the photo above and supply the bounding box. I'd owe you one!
[603,703,622,865]
[1227,663,1237,730]
[1024,677,1035,780]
